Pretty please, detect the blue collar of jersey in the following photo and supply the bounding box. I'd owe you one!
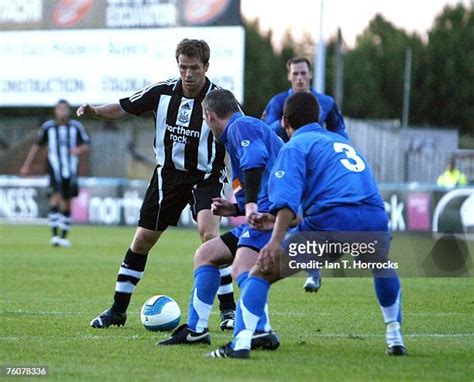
[220,112,244,143]
[292,122,323,138]
[288,88,319,97]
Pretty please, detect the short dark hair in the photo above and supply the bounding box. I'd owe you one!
[203,89,240,119]
[56,99,70,107]
[283,92,319,129]
[286,57,312,72]
[175,39,210,65]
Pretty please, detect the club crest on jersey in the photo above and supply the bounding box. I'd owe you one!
[177,100,194,127]
[275,171,286,178]
[178,110,190,124]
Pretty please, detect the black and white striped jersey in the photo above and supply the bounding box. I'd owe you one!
[36,119,90,180]
[119,77,225,176]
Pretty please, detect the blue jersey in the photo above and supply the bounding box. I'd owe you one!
[262,88,347,142]
[268,123,384,221]
[220,112,283,213]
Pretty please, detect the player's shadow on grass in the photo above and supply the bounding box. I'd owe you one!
[422,233,472,277]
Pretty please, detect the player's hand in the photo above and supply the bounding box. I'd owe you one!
[20,165,30,177]
[245,202,259,226]
[248,212,275,230]
[70,147,81,155]
[76,104,97,117]
[258,240,281,273]
[245,202,258,218]
[211,197,235,216]
[290,215,302,227]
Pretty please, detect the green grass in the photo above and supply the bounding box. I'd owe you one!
[1,225,473,381]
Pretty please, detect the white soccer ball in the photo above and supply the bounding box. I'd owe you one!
[140,295,181,332]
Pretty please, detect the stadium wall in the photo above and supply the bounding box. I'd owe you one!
[0,176,473,234]
[345,119,467,183]
[2,117,470,184]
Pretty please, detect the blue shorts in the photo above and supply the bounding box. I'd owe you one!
[230,224,272,252]
[282,205,391,263]
[298,204,389,232]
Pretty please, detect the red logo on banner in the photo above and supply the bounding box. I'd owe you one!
[52,0,94,28]
[183,0,230,25]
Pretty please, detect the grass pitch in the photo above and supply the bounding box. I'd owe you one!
[1,224,473,381]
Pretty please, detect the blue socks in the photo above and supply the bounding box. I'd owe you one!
[373,270,402,324]
[187,265,220,333]
[236,272,249,289]
[236,272,271,332]
[232,276,270,350]
[374,270,404,347]
[187,266,273,340]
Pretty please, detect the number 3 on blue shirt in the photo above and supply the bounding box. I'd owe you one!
[333,142,366,173]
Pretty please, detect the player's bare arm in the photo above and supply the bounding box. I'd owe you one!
[20,144,40,176]
[76,103,129,120]
[70,144,90,156]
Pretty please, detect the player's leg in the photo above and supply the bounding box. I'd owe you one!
[112,227,163,312]
[372,269,405,355]
[217,265,235,330]
[48,192,61,246]
[187,233,234,335]
[90,227,163,329]
[196,209,236,330]
[192,176,236,329]
[57,197,72,247]
[90,166,179,328]
[47,168,62,246]
[303,269,322,293]
[208,249,289,359]
[353,206,406,356]
[368,237,406,356]
[196,209,220,243]
[158,231,236,345]
[230,246,279,351]
[56,177,78,247]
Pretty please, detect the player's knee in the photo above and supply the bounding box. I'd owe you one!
[50,193,61,206]
[131,239,152,254]
[231,262,250,280]
[250,265,278,284]
[230,267,241,281]
[132,230,160,253]
[199,230,218,243]
[194,242,221,268]
[194,246,212,268]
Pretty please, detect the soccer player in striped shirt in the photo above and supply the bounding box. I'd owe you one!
[77,39,236,330]
[21,99,90,248]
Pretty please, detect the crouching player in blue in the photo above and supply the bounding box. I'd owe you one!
[158,89,283,349]
[208,92,406,358]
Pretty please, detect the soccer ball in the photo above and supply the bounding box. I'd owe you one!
[140,295,181,332]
